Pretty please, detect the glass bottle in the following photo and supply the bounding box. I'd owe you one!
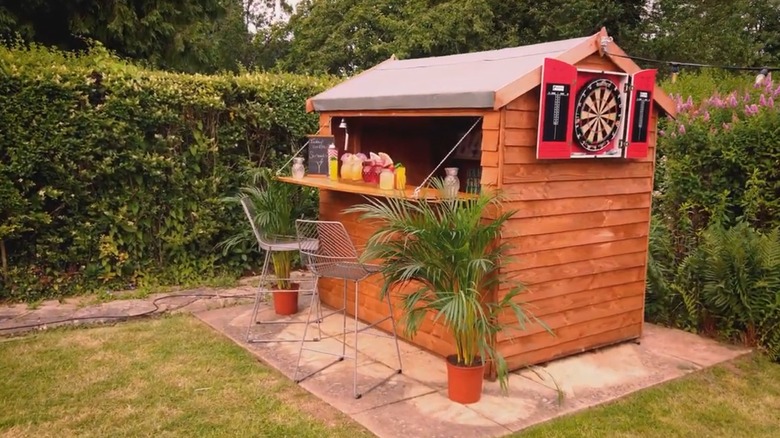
[291,157,305,180]
[443,167,460,199]
[394,165,406,190]
[328,144,338,181]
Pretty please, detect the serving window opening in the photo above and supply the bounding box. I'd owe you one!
[332,116,484,195]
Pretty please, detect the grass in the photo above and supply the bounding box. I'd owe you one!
[517,355,780,438]
[3,314,779,438]
[0,315,371,438]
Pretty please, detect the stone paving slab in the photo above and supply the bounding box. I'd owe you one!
[0,282,264,335]
[194,302,752,438]
[638,323,749,367]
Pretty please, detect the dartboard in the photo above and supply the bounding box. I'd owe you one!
[573,78,623,152]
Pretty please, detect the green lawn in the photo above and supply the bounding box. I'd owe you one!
[517,354,780,438]
[0,315,372,438]
[2,315,779,438]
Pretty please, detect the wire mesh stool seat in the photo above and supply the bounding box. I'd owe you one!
[293,219,403,399]
[240,197,322,344]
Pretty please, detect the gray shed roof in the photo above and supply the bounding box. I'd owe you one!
[309,36,591,112]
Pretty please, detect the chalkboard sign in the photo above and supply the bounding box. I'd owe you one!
[306,135,334,175]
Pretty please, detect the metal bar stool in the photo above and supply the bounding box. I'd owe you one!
[293,219,403,399]
[240,197,322,343]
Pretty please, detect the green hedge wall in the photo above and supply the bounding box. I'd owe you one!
[647,72,780,360]
[0,44,335,301]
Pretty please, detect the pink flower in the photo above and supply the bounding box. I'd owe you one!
[678,124,686,134]
[722,122,732,131]
[760,94,768,106]
[728,93,739,107]
[769,97,775,108]
[702,111,710,122]
[658,129,665,137]
[744,92,751,102]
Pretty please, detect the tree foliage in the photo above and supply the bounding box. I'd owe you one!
[639,0,780,67]
[278,0,648,75]
[0,0,257,73]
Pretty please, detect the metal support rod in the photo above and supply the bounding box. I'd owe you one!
[412,118,481,199]
[275,128,322,175]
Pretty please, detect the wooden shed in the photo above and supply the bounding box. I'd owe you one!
[280,28,676,376]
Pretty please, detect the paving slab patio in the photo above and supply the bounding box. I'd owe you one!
[194,294,750,438]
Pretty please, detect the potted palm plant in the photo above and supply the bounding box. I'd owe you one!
[222,168,310,315]
[346,181,542,404]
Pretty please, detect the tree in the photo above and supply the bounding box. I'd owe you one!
[638,0,780,67]
[0,0,254,73]
[276,0,650,75]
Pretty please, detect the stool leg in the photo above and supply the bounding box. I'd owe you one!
[386,291,403,373]
[245,249,272,342]
[353,280,361,399]
[294,275,319,383]
[341,278,348,358]
[312,279,323,342]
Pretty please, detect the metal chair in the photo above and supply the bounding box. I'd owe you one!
[240,196,321,343]
[293,219,403,399]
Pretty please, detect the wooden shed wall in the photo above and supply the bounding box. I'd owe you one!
[497,54,656,369]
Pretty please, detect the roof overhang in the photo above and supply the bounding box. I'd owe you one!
[492,28,676,117]
[306,28,677,118]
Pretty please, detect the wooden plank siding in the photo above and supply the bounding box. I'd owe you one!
[316,190,458,358]
[496,54,657,370]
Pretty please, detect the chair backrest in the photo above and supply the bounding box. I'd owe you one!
[295,219,358,276]
[240,196,271,250]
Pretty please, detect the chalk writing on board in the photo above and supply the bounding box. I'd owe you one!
[306,135,334,175]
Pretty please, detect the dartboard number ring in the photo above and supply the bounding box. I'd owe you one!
[573,78,623,152]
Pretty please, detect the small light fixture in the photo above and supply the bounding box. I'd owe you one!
[756,68,770,85]
[670,63,680,84]
[339,119,349,151]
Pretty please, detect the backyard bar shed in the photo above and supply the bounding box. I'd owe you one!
[280,28,676,376]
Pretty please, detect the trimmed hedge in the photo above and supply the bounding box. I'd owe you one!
[0,43,335,300]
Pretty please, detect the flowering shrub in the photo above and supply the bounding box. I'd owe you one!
[648,73,780,361]
[0,44,334,301]
[659,78,780,232]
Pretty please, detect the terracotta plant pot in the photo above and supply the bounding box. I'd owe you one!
[446,354,485,404]
[272,283,299,315]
